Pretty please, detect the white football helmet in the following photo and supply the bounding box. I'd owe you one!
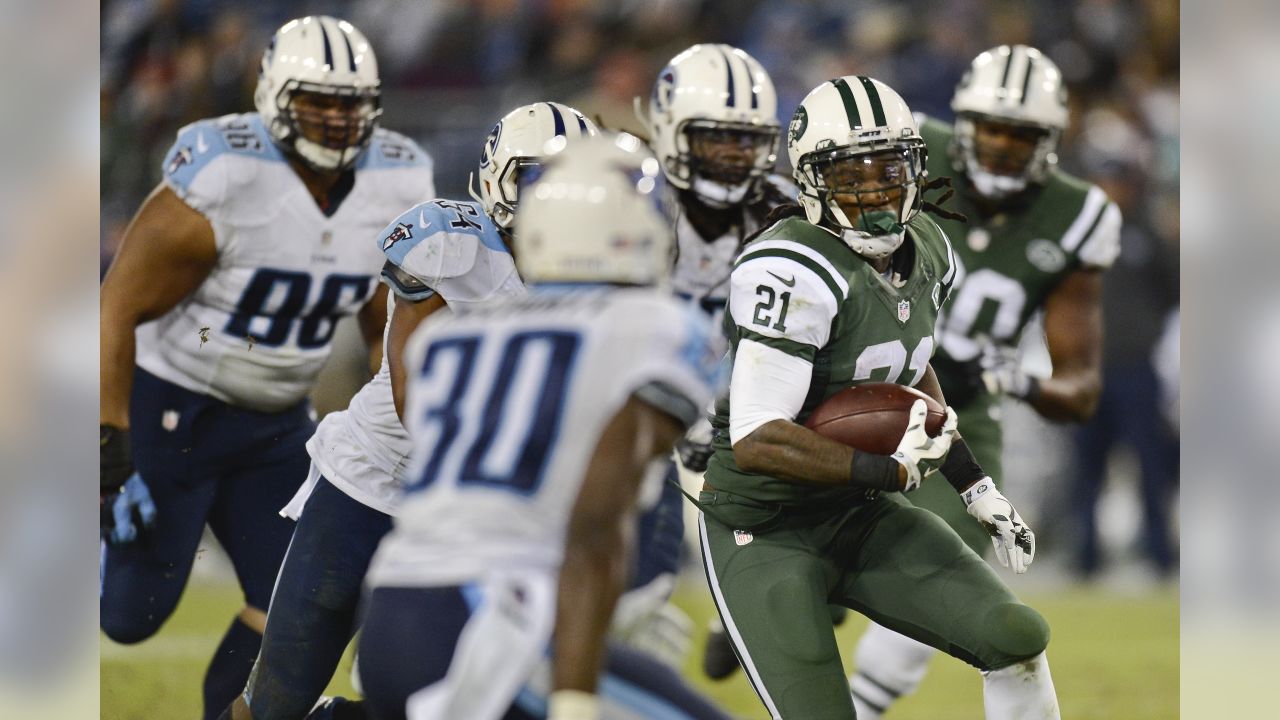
[515,132,674,288]
[639,43,780,207]
[950,45,1069,199]
[787,76,926,259]
[254,16,382,173]
[470,102,598,230]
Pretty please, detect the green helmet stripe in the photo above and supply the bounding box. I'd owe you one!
[857,76,888,127]
[831,77,863,128]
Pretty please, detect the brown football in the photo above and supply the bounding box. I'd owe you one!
[804,383,946,455]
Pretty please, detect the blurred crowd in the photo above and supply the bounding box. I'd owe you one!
[100,0,1179,578]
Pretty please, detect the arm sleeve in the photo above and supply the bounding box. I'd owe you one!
[728,338,815,444]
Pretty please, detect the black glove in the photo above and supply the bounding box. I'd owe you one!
[101,424,134,495]
[101,425,133,537]
[676,437,714,473]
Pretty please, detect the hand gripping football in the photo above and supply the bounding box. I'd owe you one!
[804,383,947,455]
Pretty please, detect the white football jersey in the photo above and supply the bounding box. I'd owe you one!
[670,173,797,317]
[135,112,435,412]
[368,286,721,587]
[302,200,524,515]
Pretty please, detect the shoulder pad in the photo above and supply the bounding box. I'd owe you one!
[378,199,507,288]
[162,114,282,214]
[357,128,434,171]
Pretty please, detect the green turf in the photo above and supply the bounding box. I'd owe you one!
[101,579,1177,719]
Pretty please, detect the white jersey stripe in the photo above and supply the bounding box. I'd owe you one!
[1059,185,1108,252]
[940,228,957,286]
[740,238,850,298]
[698,514,782,719]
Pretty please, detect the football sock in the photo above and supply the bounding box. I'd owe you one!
[849,622,936,719]
[203,618,262,720]
[981,651,1061,719]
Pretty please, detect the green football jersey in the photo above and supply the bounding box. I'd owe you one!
[705,213,956,507]
[919,117,1121,389]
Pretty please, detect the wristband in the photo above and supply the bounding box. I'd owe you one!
[548,690,600,720]
[940,438,985,492]
[1021,375,1042,404]
[849,451,902,491]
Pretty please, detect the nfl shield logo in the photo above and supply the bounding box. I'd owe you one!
[162,410,180,432]
[734,530,754,546]
[898,299,911,322]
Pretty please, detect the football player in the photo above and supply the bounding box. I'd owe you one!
[631,43,796,667]
[847,46,1119,720]
[218,102,597,720]
[358,133,730,720]
[99,16,434,718]
[698,76,1060,719]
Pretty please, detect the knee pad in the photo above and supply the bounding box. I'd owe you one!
[981,602,1050,668]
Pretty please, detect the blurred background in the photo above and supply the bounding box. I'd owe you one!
[94,0,1181,718]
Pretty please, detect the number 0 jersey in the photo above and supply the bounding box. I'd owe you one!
[301,200,525,516]
[368,287,720,587]
[705,213,956,508]
[918,117,1120,386]
[135,112,435,412]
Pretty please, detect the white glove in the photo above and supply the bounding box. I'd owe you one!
[962,477,1036,574]
[548,690,600,720]
[980,343,1035,399]
[890,400,958,491]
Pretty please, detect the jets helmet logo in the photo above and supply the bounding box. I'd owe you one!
[788,105,808,145]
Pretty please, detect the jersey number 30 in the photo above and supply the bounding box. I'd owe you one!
[407,331,581,496]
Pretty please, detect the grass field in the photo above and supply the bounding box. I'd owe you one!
[101,576,1177,719]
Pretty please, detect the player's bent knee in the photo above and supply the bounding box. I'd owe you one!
[100,608,165,645]
[981,602,1050,669]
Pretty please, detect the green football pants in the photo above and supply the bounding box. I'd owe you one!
[908,391,1003,557]
[698,490,1048,720]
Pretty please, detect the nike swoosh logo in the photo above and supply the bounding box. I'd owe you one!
[767,271,796,287]
[195,132,209,153]
[418,210,431,229]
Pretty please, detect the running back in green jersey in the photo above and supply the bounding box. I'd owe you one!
[918,117,1121,375]
[705,212,956,508]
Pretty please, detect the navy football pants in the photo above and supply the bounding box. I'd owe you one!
[246,476,392,719]
[100,370,312,706]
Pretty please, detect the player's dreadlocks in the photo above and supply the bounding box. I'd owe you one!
[921,174,968,223]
